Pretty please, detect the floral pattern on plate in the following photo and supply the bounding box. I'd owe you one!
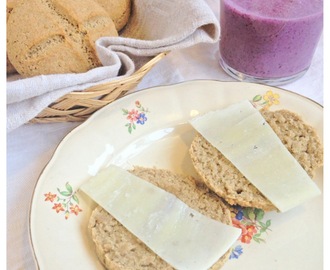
[122,100,150,134]
[251,90,280,109]
[44,182,82,220]
[229,207,272,259]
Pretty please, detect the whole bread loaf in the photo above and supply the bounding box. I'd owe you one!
[7,0,118,77]
[88,167,233,270]
[189,109,323,211]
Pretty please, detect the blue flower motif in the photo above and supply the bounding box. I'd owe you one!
[229,245,243,259]
[235,210,244,220]
[137,113,147,125]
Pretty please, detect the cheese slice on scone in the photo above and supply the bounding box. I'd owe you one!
[80,165,241,270]
[189,100,321,212]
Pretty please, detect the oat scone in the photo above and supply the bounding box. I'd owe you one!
[88,167,233,270]
[189,110,323,211]
[262,110,323,177]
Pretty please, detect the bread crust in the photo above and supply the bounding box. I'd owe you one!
[95,0,131,31]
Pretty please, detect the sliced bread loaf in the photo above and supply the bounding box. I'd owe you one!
[189,109,323,211]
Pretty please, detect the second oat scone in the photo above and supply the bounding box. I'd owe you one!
[189,109,323,211]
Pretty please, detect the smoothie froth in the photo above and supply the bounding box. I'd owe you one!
[219,0,323,80]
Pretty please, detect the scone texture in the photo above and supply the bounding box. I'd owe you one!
[262,109,323,176]
[88,167,233,270]
[189,109,323,211]
[7,0,118,77]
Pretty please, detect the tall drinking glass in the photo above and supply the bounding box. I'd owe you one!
[219,0,323,85]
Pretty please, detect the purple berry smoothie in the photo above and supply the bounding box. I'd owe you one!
[219,0,323,82]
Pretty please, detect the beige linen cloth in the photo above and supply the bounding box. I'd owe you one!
[7,0,220,132]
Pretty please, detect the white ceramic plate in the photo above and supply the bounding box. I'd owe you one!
[29,80,323,270]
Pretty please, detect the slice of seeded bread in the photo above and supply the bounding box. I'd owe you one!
[88,167,233,270]
[189,109,323,212]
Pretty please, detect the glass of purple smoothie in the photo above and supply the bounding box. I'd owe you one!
[219,0,323,85]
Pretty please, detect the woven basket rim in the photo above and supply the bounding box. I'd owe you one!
[30,51,168,124]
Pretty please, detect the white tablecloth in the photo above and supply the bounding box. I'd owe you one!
[6,1,324,269]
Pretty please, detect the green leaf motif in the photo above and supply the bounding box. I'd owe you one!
[128,124,132,134]
[243,208,256,221]
[242,208,251,218]
[253,235,265,244]
[65,182,73,193]
[253,95,262,102]
[253,233,261,238]
[255,209,264,221]
[72,194,79,204]
[122,109,128,115]
[59,191,71,196]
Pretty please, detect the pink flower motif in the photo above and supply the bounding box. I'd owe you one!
[241,233,253,244]
[70,205,83,216]
[44,192,57,202]
[127,109,139,123]
[241,225,257,244]
[232,219,247,235]
[52,203,65,213]
[135,101,141,108]
[232,219,257,244]
[246,225,257,236]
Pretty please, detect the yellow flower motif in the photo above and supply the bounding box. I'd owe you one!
[263,91,280,107]
[65,211,70,220]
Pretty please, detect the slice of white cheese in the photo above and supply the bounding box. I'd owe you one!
[80,165,241,270]
[189,100,321,212]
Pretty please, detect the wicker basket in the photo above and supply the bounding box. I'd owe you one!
[30,52,168,124]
